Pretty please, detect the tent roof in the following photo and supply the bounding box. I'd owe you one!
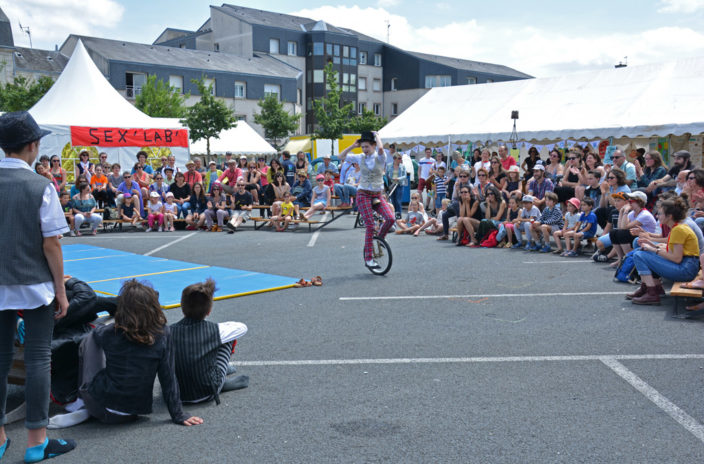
[379,56,704,147]
[29,40,156,127]
[190,121,276,155]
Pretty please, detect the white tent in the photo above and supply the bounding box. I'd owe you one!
[379,56,704,147]
[190,121,277,155]
[29,40,189,168]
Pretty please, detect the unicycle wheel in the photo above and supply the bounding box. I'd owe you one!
[366,236,393,275]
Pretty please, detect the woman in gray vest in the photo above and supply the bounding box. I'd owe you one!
[0,111,76,462]
[338,131,395,269]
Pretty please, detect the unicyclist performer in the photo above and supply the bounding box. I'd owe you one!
[338,131,395,269]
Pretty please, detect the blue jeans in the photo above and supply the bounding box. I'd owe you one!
[514,222,531,243]
[435,193,446,210]
[389,184,403,215]
[632,251,699,280]
[0,303,54,428]
[177,202,191,218]
[334,184,357,204]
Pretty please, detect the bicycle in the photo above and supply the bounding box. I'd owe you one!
[365,235,393,275]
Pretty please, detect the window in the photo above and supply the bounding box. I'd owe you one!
[326,43,333,55]
[313,42,324,55]
[343,58,350,66]
[359,51,367,64]
[269,38,280,54]
[350,74,356,85]
[351,47,357,59]
[467,76,477,85]
[372,79,381,91]
[486,78,494,83]
[203,78,215,95]
[333,57,340,65]
[374,53,382,66]
[359,77,367,90]
[373,103,381,115]
[307,97,313,110]
[234,81,246,98]
[358,102,366,114]
[297,89,302,105]
[343,46,349,57]
[236,115,247,121]
[313,70,324,83]
[169,75,183,94]
[342,85,350,92]
[390,77,398,91]
[424,75,451,88]
[342,73,349,84]
[264,84,281,100]
[288,41,297,56]
[391,103,398,116]
[125,72,147,98]
[333,44,340,56]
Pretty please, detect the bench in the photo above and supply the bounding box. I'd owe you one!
[250,217,321,232]
[671,272,704,318]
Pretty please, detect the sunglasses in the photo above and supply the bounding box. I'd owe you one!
[612,156,623,159]
[52,159,60,162]
[123,176,131,179]
[607,176,616,179]
[478,174,487,177]
[688,176,696,180]
[317,179,324,181]
[567,157,577,160]
[459,175,468,178]
[155,177,163,180]
[550,154,559,158]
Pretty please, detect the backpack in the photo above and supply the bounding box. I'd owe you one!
[614,250,639,283]
[480,229,499,248]
[475,219,497,243]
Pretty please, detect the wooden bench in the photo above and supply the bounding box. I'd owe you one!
[250,216,321,232]
[671,272,704,318]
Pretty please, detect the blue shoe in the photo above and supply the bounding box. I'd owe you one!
[24,438,76,463]
[511,241,523,249]
[529,243,541,251]
[523,243,532,251]
[565,250,578,257]
[539,245,552,253]
[0,438,9,460]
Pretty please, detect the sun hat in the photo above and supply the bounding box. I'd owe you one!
[0,111,51,148]
[165,192,174,198]
[626,191,648,204]
[185,160,195,166]
[149,191,159,198]
[358,131,376,143]
[532,161,545,171]
[508,165,520,173]
[123,193,132,199]
[209,160,216,166]
[521,195,535,203]
[316,174,325,180]
[567,197,581,210]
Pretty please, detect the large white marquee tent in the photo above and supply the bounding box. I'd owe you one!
[28,40,189,168]
[379,56,704,152]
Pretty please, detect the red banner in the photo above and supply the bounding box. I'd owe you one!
[70,126,189,148]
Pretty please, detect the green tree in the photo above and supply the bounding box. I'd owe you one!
[253,93,301,151]
[0,75,54,112]
[135,75,188,117]
[312,62,355,155]
[348,108,388,133]
[181,76,236,156]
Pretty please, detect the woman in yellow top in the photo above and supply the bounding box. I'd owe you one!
[628,196,700,305]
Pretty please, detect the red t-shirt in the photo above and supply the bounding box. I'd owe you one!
[501,156,517,171]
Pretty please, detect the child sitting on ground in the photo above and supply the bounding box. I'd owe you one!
[414,198,451,236]
[532,191,564,252]
[171,278,249,404]
[553,197,581,255]
[119,193,142,229]
[563,197,596,257]
[395,199,425,234]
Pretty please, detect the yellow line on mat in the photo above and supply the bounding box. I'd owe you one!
[160,283,297,310]
[94,290,117,296]
[87,266,210,284]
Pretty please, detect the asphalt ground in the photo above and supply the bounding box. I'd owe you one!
[4,213,704,463]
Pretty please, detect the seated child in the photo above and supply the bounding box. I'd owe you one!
[553,197,581,254]
[395,199,425,234]
[171,279,249,404]
[532,191,564,252]
[563,197,596,257]
[269,191,295,231]
[60,191,75,236]
[119,193,142,229]
[511,195,540,249]
[163,192,179,232]
[496,195,520,247]
[414,198,451,236]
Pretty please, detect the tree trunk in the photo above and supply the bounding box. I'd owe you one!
[206,138,210,156]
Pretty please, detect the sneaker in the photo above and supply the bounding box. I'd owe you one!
[365,259,381,269]
[24,438,76,463]
[565,250,578,257]
[511,241,524,249]
[529,243,541,251]
[158,226,163,232]
[523,243,532,251]
[594,253,610,263]
[552,249,563,254]
[145,227,152,232]
[225,222,237,233]
[539,245,552,253]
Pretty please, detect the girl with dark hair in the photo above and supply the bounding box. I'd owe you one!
[628,197,700,305]
[554,151,581,204]
[455,186,480,247]
[185,182,208,230]
[544,149,563,184]
[521,146,541,181]
[78,280,203,426]
[635,151,666,188]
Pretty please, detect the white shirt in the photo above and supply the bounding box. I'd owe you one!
[417,157,436,180]
[0,157,69,310]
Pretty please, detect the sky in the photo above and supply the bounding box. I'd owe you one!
[3,0,704,77]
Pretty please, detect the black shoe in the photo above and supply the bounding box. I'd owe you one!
[225,222,236,233]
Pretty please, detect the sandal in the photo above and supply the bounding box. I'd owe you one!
[294,278,306,288]
[681,280,704,290]
[437,235,449,241]
[311,276,323,286]
[685,302,704,311]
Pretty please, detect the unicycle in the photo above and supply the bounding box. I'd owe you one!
[366,236,393,275]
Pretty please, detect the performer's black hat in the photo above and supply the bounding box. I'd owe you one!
[358,131,376,144]
[0,111,51,148]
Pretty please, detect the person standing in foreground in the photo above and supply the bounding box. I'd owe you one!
[338,131,395,269]
[0,111,76,462]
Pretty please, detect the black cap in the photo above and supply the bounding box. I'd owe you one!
[0,111,51,148]
[359,131,375,143]
[674,150,691,159]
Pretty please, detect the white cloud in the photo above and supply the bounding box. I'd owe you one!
[658,0,704,13]
[377,0,401,7]
[2,0,125,48]
[290,5,704,78]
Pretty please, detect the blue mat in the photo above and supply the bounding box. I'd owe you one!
[63,244,297,308]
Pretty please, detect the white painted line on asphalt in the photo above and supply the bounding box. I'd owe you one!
[339,291,626,301]
[601,357,704,444]
[522,260,593,264]
[143,232,196,256]
[236,353,704,367]
[307,212,329,247]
